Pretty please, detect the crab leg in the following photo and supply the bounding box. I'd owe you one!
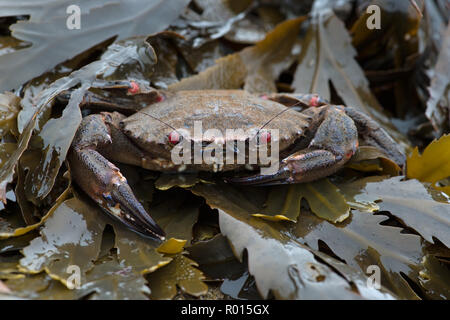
[264,93,328,109]
[343,107,406,165]
[68,113,165,239]
[57,80,163,114]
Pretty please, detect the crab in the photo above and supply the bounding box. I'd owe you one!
[66,81,405,240]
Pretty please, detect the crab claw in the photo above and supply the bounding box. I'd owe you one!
[103,179,166,240]
[69,148,165,240]
[228,148,350,186]
[68,114,165,240]
[226,166,291,186]
[229,105,359,186]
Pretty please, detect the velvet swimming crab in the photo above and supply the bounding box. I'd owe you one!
[66,81,405,239]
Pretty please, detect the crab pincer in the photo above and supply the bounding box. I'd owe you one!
[68,113,165,240]
[229,104,359,185]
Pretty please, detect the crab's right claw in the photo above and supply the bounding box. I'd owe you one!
[69,147,165,240]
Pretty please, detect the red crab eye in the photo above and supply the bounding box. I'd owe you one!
[309,95,319,107]
[259,130,271,144]
[128,81,140,94]
[168,131,181,144]
[345,150,354,159]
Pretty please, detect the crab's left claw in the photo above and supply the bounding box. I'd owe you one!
[229,105,359,186]
[228,148,350,186]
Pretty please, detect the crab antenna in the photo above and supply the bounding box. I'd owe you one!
[250,100,303,144]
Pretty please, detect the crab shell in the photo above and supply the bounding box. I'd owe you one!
[120,90,314,172]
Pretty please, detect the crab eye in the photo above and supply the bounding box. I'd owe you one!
[345,149,355,159]
[258,130,271,144]
[156,94,165,103]
[309,95,320,107]
[127,81,140,95]
[168,131,181,144]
